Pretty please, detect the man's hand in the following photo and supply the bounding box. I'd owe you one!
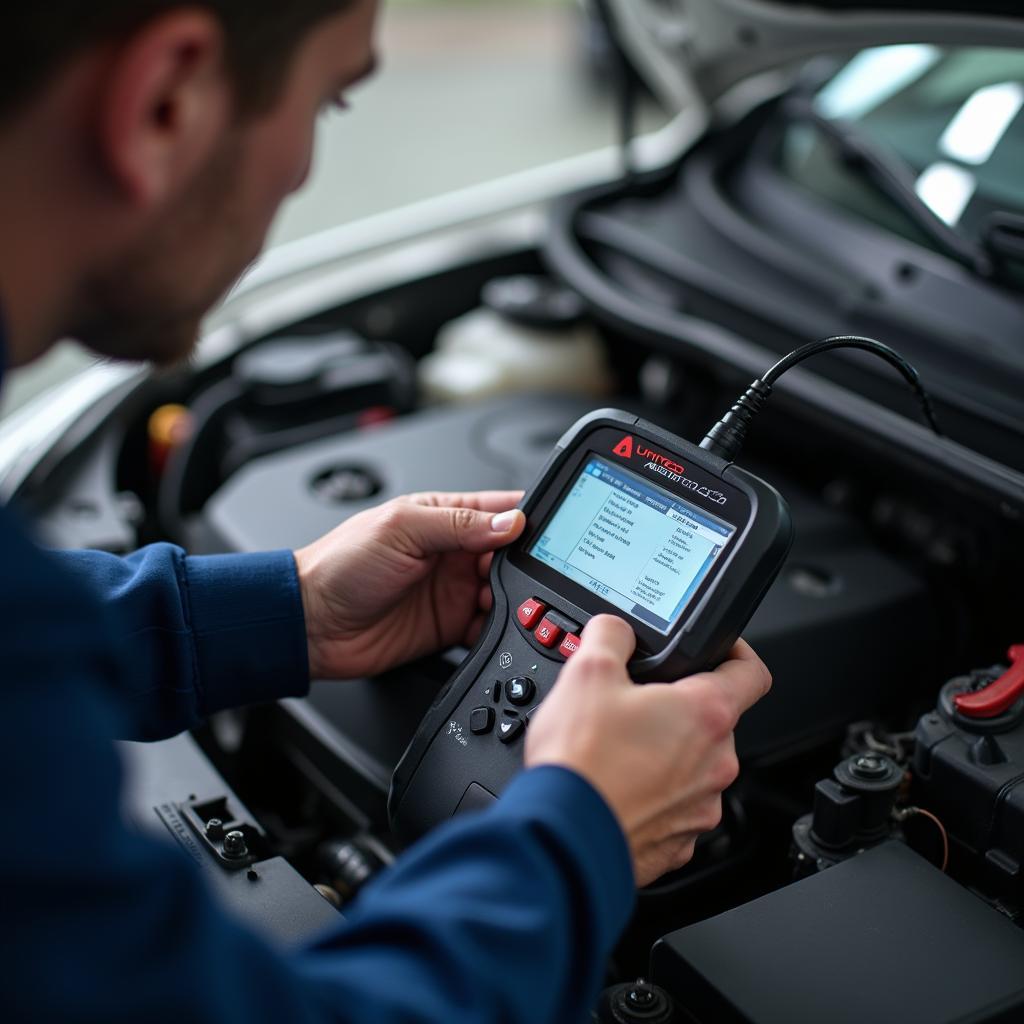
[526,616,771,888]
[294,492,525,681]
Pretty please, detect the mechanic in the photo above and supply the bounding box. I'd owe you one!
[0,3,771,1022]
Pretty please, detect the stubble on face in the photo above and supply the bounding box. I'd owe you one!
[71,127,259,368]
[67,2,380,368]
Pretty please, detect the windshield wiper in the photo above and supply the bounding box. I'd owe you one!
[782,94,995,280]
[984,210,1024,266]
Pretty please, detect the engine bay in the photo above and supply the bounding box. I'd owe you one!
[14,111,1024,1018]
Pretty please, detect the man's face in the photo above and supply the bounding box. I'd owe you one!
[73,0,380,366]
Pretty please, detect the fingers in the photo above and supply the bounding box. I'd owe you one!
[567,615,636,684]
[700,643,770,716]
[722,638,763,668]
[407,491,525,514]
[391,501,526,556]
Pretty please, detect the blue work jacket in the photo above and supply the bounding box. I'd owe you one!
[0,330,635,1023]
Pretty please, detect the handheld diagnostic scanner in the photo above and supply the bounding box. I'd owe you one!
[389,409,791,841]
[389,336,943,843]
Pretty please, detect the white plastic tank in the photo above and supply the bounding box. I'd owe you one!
[419,275,613,403]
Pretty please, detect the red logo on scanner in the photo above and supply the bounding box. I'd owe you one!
[614,434,687,476]
[612,435,634,458]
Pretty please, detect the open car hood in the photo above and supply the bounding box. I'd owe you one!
[610,0,1024,113]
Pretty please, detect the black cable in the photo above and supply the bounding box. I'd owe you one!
[763,335,943,435]
[590,0,637,182]
[700,335,944,462]
[618,67,638,183]
[157,377,244,543]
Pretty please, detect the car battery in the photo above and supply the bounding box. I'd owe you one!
[913,645,1024,905]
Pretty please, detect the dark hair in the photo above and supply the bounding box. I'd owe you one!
[2,2,355,119]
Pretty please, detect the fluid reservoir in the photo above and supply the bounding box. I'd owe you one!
[419,275,612,403]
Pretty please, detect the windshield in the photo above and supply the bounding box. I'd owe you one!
[779,46,1024,264]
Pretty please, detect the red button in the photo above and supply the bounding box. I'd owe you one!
[517,598,547,630]
[559,633,581,659]
[535,617,563,648]
[955,644,1024,718]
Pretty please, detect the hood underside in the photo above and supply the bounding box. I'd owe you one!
[611,0,1024,113]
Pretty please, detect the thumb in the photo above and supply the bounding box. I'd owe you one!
[396,502,526,556]
[565,615,636,686]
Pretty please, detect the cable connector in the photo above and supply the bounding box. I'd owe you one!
[699,378,773,461]
[697,335,943,463]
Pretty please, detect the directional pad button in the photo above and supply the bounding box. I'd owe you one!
[497,714,525,744]
[470,707,495,735]
[505,677,535,707]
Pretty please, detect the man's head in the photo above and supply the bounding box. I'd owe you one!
[0,1,380,367]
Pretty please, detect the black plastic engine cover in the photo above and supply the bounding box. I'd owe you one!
[199,394,936,806]
[652,841,1024,1024]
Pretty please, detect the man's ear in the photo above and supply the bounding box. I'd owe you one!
[96,10,232,207]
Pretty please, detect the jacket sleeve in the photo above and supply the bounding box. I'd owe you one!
[53,544,311,740]
[295,766,635,1023]
[3,517,636,1023]
[2,653,634,1024]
